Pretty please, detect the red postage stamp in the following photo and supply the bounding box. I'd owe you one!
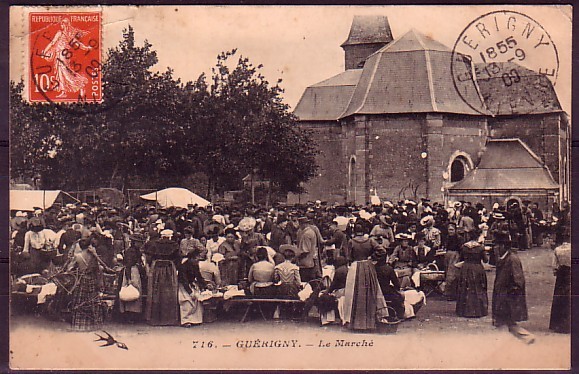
[29,12,102,103]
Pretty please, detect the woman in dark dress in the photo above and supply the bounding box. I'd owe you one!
[69,238,104,331]
[218,228,241,285]
[117,246,144,322]
[177,251,207,327]
[443,224,464,300]
[456,232,488,318]
[549,239,571,333]
[343,224,389,330]
[144,229,180,326]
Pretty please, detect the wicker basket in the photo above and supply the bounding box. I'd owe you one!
[377,306,400,334]
[378,322,399,334]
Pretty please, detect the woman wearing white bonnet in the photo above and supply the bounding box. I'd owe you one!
[237,217,267,278]
[144,228,180,326]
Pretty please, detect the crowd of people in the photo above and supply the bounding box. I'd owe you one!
[9,196,571,337]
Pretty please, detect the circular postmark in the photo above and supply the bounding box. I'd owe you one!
[451,10,559,116]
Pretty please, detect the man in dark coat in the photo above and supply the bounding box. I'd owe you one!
[58,219,81,255]
[529,202,544,247]
[324,220,348,258]
[373,249,404,321]
[492,245,534,344]
[268,214,292,251]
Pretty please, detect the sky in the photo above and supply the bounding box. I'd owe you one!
[10,5,572,113]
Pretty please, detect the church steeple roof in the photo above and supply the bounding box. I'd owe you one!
[374,28,450,53]
[340,15,393,47]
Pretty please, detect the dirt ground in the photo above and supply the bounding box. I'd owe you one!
[9,244,570,370]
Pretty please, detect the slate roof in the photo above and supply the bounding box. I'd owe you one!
[341,15,393,47]
[448,139,559,191]
[294,27,563,121]
[293,69,362,121]
[473,62,562,115]
[341,29,485,117]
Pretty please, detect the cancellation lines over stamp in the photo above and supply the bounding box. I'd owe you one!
[451,10,560,116]
[29,12,103,104]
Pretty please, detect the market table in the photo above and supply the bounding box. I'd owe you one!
[226,298,305,322]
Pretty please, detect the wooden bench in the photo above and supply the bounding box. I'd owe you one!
[226,298,304,322]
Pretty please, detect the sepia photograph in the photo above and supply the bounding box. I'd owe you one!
[8,4,572,370]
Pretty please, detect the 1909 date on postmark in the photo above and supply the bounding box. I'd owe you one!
[29,12,102,103]
[451,10,559,116]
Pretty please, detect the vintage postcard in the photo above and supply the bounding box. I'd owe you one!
[8,5,572,370]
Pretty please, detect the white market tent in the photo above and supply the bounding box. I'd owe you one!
[10,190,80,211]
[140,187,210,209]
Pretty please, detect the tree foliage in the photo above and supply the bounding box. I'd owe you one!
[10,26,317,197]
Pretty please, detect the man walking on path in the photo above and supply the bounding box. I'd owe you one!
[492,244,535,344]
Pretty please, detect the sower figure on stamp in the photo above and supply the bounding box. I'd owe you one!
[42,18,92,98]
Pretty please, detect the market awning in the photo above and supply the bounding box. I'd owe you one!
[140,187,210,208]
[10,190,80,211]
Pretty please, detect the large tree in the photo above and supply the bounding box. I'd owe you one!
[199,49,318,195]
[10,27,317,199]
[10,27,198,190]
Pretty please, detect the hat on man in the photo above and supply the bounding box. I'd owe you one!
[332,216,349,232]
[492,212,506,220]
[420,215,435,226]
[212,214,226,226]
[379,215,393,226]
[237,217,257,232]
[297,216,310,225]
[276,214,288,224]
[371,247,388,262]
[29,217,43,227]
[211,253,225,263]
[204,223,224,236]
[224,227,237,237]
[359,210,373,221]
[129,233,147,242]
[395,232,413,240]
[383,201,394,208]
[160,229,174,238]
[280,243,301,256]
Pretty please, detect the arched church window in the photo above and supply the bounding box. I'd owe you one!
[348,156,357,202]
[450,158,466,182]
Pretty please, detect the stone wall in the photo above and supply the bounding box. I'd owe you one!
[343,43,386,70]
[288,121,346,205]
[488,113,562,182]
[365,114,427,203]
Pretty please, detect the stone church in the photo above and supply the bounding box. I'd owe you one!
[291,15,569,209]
